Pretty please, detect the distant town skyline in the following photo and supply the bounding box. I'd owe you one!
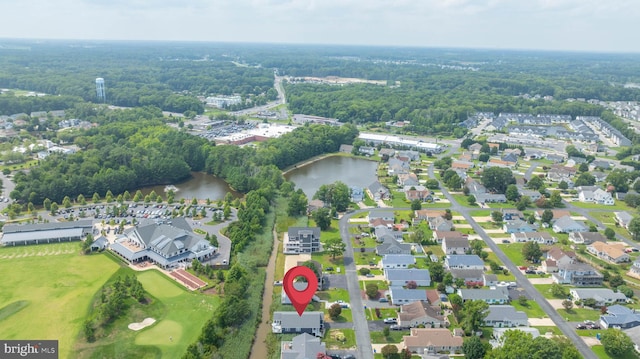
[0,0,639,53]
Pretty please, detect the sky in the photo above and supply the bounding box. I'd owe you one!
[0,0,638,53]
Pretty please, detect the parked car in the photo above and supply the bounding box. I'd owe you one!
[576,324,587,329]
[379,297,389,303]
[525,270,536,274]
[365,273,375,278]
[383,318,397,324]
[502,239,511,244]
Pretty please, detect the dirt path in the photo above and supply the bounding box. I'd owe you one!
[249,228,279,359]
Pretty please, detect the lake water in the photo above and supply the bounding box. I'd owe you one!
[284,155,379,198]
[139,172,239,201]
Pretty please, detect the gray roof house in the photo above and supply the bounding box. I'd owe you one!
[350,186,364,202]
[428,217,454,231]
[368,181,390,201]
[375,227,403,243]
[442,237,470,255]
[450,269,485,286]
[615,211,634,229]
[284,227,321,254]
[484,305,529,327]
[569,231,606,245]
[386,269,431,287]
[444,255,485,270]
[272,312,324,337]
[457,288,510,304]
[389,287,428,305]
[380,254,416,269]
[376,238,412,256]
[552,216,587,233]
[600,305,640,329]
[90,236,109,251]
[570,288,627,307]
[502,220,537,234]
[553,261,603,286]
[281,333,326,359]
[1,219,94,246]
[109,218,216,269]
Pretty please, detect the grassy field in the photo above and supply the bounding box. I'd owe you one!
[557,308,602,322]
[451,194,478,208]
[499,243,527,266]
[0,243,120,359]
[75,268,221,359]
[512,299,548,318]
[592,345,639,359]
[570,200,631,211]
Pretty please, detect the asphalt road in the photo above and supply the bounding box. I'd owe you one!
[428,162,598,359]
[564,200,640,249]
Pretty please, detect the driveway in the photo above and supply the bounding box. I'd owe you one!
[528,277,555,284]
[324,274,349,290]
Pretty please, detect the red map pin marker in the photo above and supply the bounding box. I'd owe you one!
[283,266,318,316]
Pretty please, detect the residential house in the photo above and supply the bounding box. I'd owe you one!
[405,186,432,202]
[432,231,465,244]
[547,166,576,182]
[445,255,485,270]
[474,192,507,204]
[90,236,109,251]
[552,216,587,233]
[600,305,640,329]
[569,231,607,245]
[397,301,445,328]
[451,161,474,171]
[374,226,403,243]
[503,220,538,234]
[398,150,421,162]
[350,186,364,202]
[398,173,420,187]
[367,181,391,201]
[501,209,524,221]
[553,261,604,286]
[483,273,499,287]
[388,158,410,175]
[567,157,587,167]
[578,187,615,205]
[389,287,428,305]
[545,154,565,163]
[570,288,627,307]
[629,258,640,278]
[615,211,634,230]
[380,254,416,269]
[281,333,326,359]
[414,209,446,226]
[534,209,571,222]
[428,217,454,232]
[379,148,396,158]
[359,146,375,156]
[442,237,470,255]
[369,211,395,222]
[376,238,412,256]
[284,227,321,254]
[469,143,483,154]
[483,305,529,327]
[272,312,324,337]
[519,188,542,201]
[501,153,519,165]
[525,150,543,160]
[587,241,630,263]
[338,144,353,153]
[511,231,556,245]
[402,328,463,355]
[487,158,513,168]
[450,269,484,287]
[457,288,510,304]
[590,160,611,171]
[546,247,577,267]
[386,269,431,287]
[592,171,608,183]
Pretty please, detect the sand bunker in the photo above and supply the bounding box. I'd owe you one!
[128,318,156,331]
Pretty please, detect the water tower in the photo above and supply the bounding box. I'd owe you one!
[95,78,106,102]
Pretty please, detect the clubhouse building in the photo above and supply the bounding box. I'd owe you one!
[109,218,216,269]
[0,220,94,246]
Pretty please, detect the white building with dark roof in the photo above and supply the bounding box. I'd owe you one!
[1,220,94,246]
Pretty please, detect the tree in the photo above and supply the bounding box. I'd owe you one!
[314,181,351,212]
[77,194,86,205]
[287,189,308,216]
[549,191,563,208]
[607,170,629,193]
[62,195,72,208]
[449,293,463,311]
[312,208,332,230]
[325,237,346,259]
[578,162,589,172]
[92,192,101,203]
[629,217,640,241]
[478,153,490,162]
[522,241,542,262]
[467,195,476,206]
[425,179,439,189]
[518,295,528,306]
[562,299,573,311]
[358,267,371,276]
[516,196,532,211]
[406,280,417,289]
[558,180,569,190]
[618,285,634,298]
[429,262,445,282]
[462,335,486,359]
[491,211,503,224]
[541,209,554,224]
[605,227,616,240]
[43,198,51,211]
[223,204,231,219]
[527,176,544,190]
[366,283,379,299]
[574,172,596,187]
[601,328,634,357]
[505,184,520,202]
[328,303,342,320]
[609,274,624,288]
[481,167,515,194]
[460,300,489,334]
[381,344,398,359]
[50,202,59,215]
[550,283,568,298]
[382,326,390,338]
[410,199,422,211]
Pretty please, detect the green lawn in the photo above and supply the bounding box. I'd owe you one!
[385,191,411,208]
[534,284,572,299]
[470,210,492,217]
[557,308,602,322]
[499,243,527,265]
[316,288,351,302]
[311,252,346,274]
[365,307,398,320]
[452,194,478,208]
[370,330,409,343]
[325,308,353,323]
[0,243,120,359]
[324,328,356,349]
[354,252,382,265]
[533,326,562,335]
[592,345,639,359]
[512,299,547,318]
[76,268,221,359]
[570,200,631,211]
[362,280,390,290]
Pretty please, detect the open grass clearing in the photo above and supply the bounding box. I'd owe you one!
[512,299,547,318]
[0,243,120,359]
[370,330,409,343]
[592,345,639,359]
[557,308,602,322]
[324,328,356,349]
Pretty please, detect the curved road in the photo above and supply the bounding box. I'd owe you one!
[427,162,598,359]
